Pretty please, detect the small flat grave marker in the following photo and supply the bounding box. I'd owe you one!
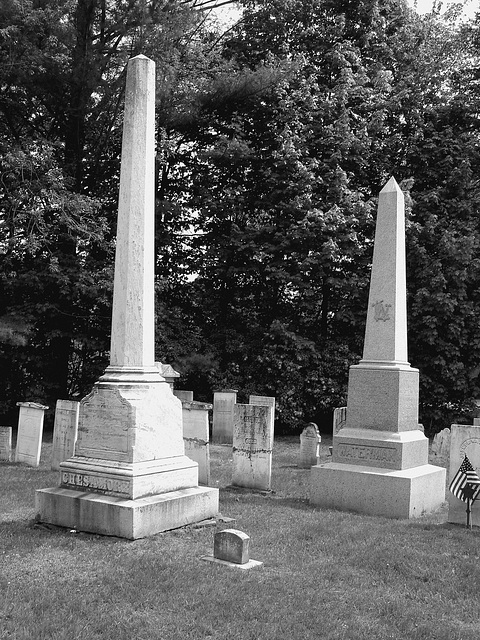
[201,529,263,570]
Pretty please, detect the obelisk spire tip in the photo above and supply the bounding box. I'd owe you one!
[380,176,401,194]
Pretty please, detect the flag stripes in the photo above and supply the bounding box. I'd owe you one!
[449,455,480,503]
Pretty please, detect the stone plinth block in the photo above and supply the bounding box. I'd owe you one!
[347,364,419,433]
[59,455,199,500]
[447,425,480,527]
[310,462,446,519]
[75,381,184,464]
[333,428,428,471]
[35,485,219,540]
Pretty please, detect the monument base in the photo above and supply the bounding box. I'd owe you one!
[35,485,219,540]
[310,462,446,519]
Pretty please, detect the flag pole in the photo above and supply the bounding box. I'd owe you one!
[466,497,472,529]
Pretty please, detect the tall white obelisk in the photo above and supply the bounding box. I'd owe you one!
[36,56,219,538]
[310,178,445,518]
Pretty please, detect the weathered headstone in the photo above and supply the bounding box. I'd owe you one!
[174,390,194,402]
[333,406,347,434]
[311,178,445,518]
[232,404,273,491]
[182,400,211,485]
[51,400,80,471]
[201,529,263,570]
[15,402,48,467]
[0,426,12,462]
[431,427,451,460]
[212,390,238,444]
[36,55,218,539]
[299,422,321,469]
[249,395,275,428]
[447,425,480,527]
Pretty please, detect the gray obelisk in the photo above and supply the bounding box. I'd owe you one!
[36,56,218,538]
[310,177,445,518]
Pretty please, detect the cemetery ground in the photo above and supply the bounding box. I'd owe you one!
[1,436,479,640]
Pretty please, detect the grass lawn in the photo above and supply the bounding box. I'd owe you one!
[1,435,479,640]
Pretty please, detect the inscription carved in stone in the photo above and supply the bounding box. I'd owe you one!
[337,443,396,463]
[61,472,129,495]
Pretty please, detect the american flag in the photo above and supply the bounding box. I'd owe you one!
[449,455,480,503]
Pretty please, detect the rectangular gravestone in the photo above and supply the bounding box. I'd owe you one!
[212,390,238,444]
[51,400,80,471]
[182,400,211,485]
[232,404,273,491]
[174,390,194,402]
[15,402,49,467]
[447,425,480,527]
[431,427,451,462]
[0,426,12,462]
[333,406,347,434]
[249,395,275,433]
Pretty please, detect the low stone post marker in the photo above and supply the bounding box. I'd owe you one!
[299,423,321,468]
[0,426,12,462]
[16,402,49,467]
[51,400,80,471]
[201,529,263,570]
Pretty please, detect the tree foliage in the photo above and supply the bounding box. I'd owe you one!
[1,0,480,433]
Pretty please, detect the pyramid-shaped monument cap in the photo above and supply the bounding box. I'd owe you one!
[380,176,401,193]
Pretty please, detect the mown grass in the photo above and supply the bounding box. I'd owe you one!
[1,436,479,640]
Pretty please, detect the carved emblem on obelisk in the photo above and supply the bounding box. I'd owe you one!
[372,300,391,322]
